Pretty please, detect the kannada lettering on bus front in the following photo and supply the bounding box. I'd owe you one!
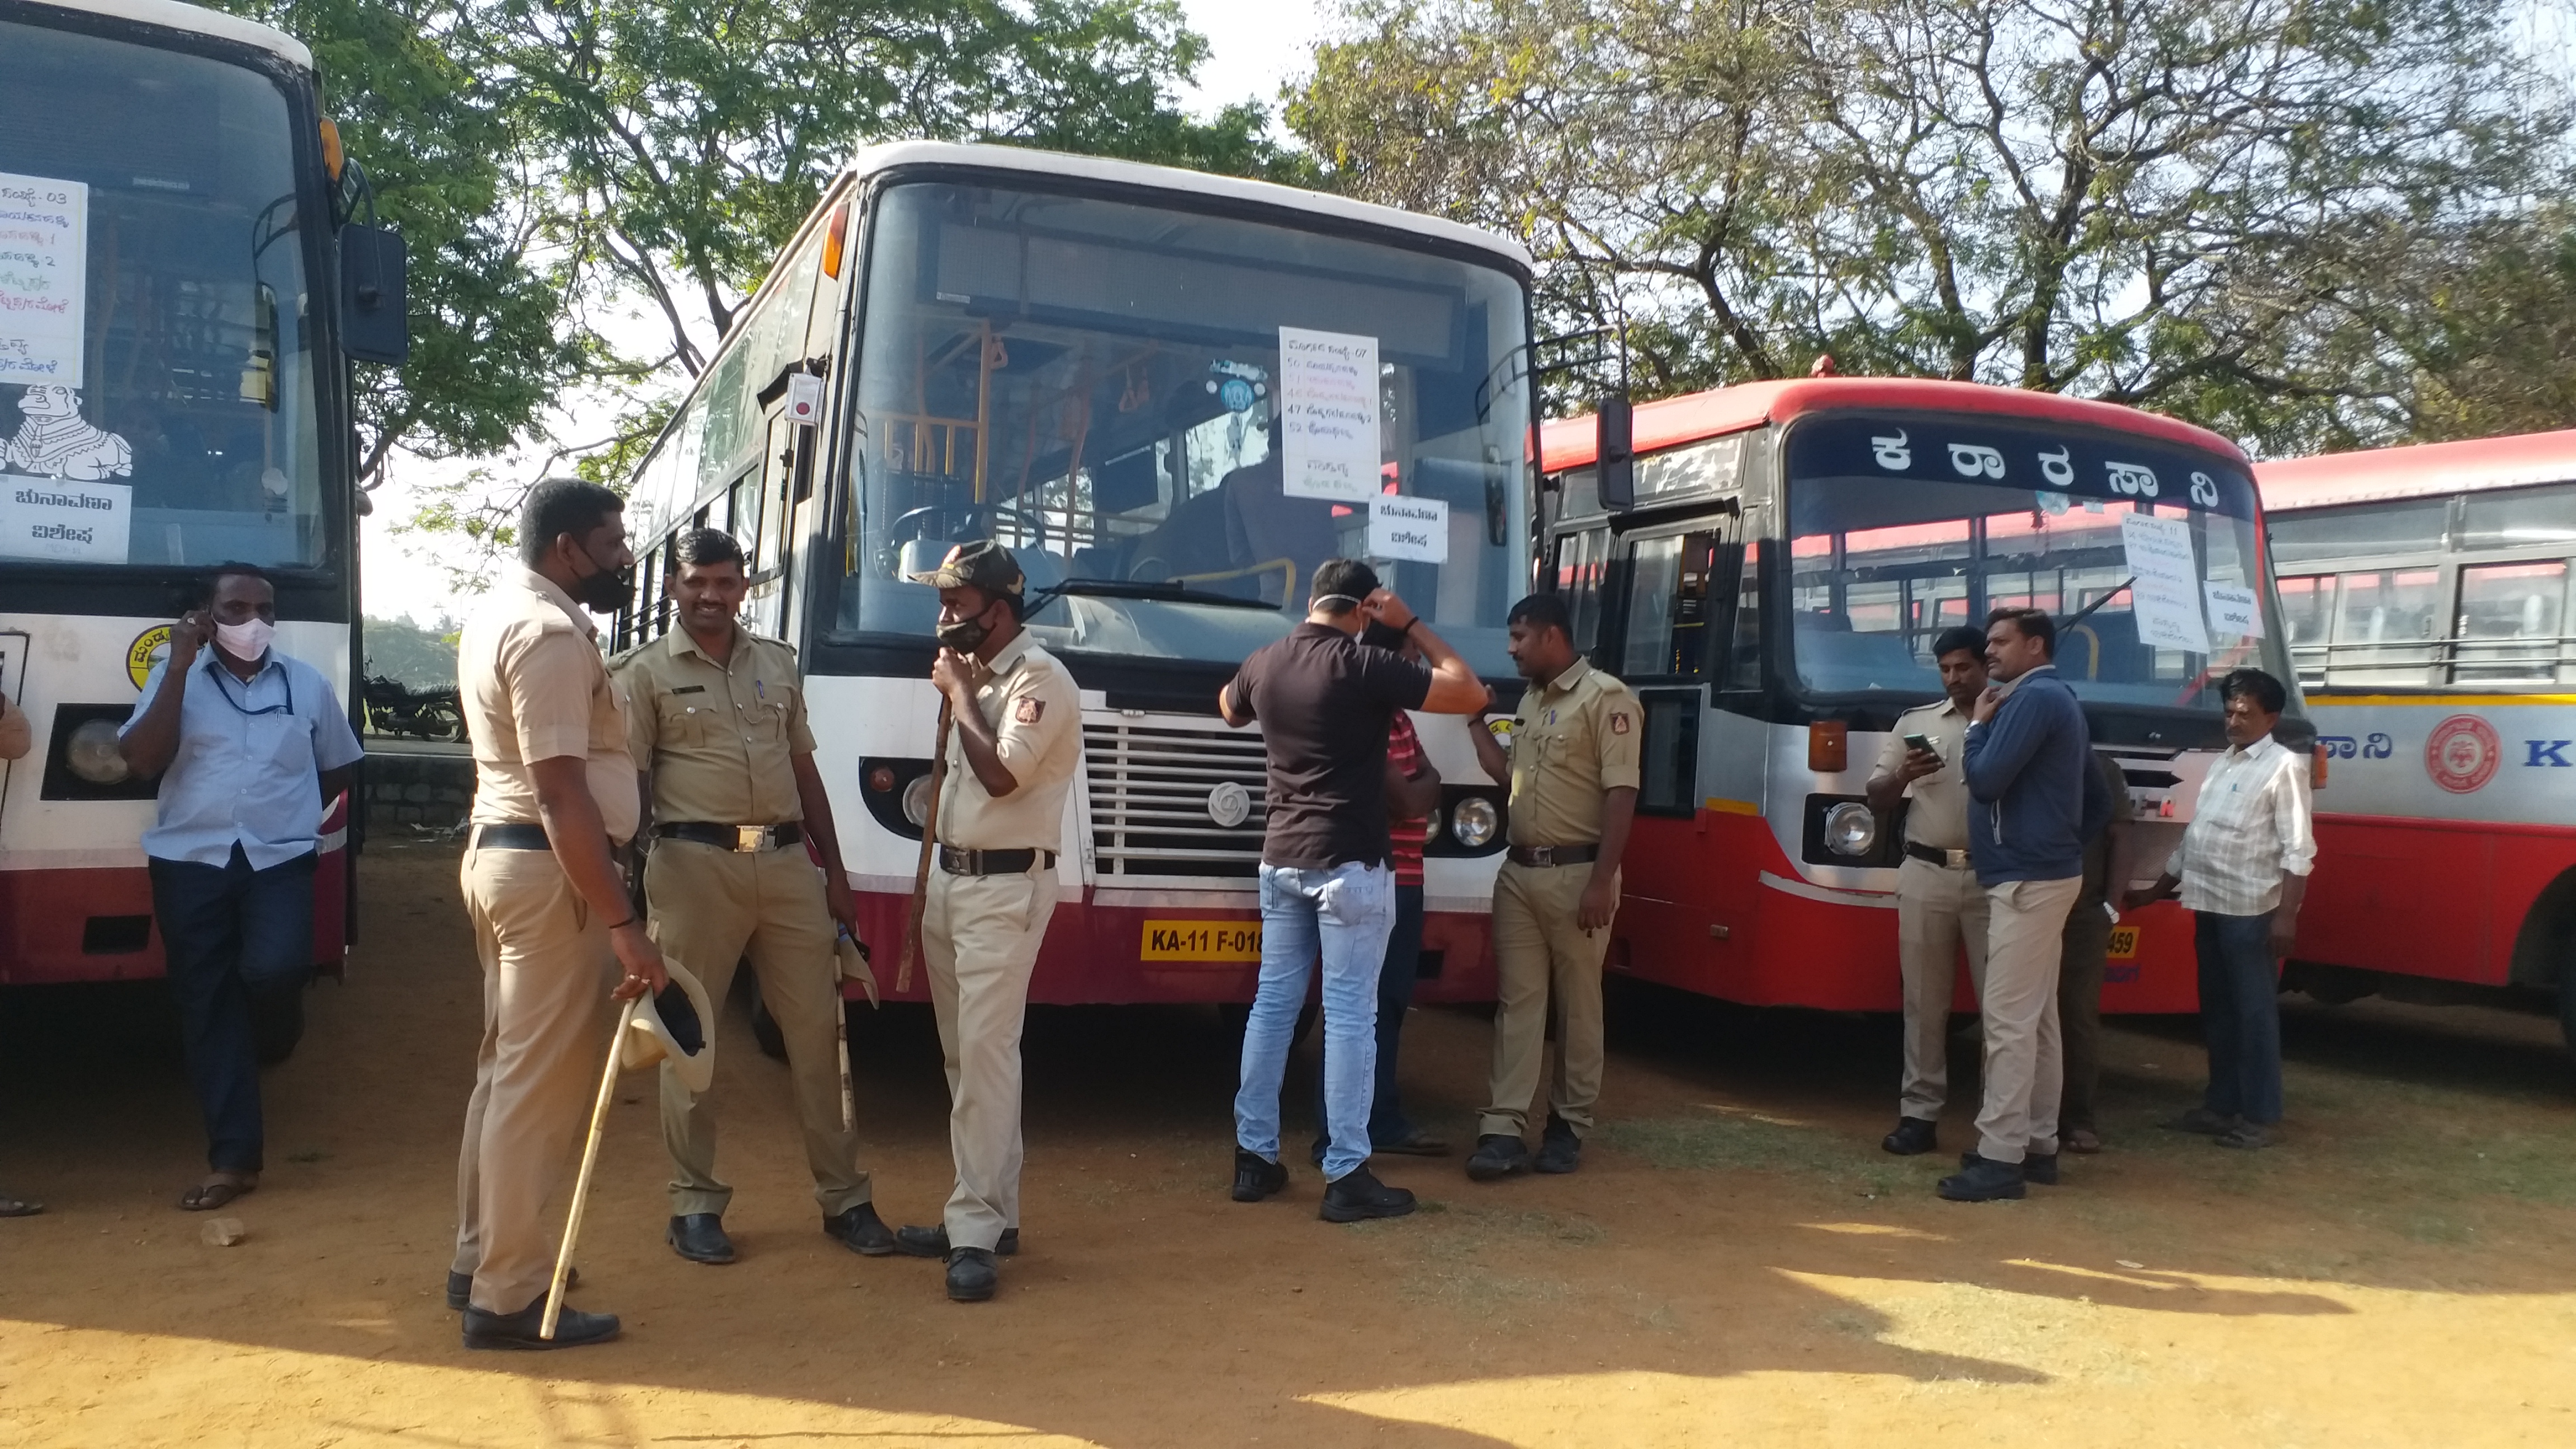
[1140,920,1264,962]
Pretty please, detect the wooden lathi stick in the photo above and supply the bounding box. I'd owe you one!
[896,698,953,993]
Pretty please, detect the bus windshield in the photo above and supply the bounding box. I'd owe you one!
[1,17,326,570]
[1784,415,2294,711]
[830,181,1530,676]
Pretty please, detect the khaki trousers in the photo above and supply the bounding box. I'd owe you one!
[1974,875,2083,1163]
[922,865,1057,1251]
[645,840,869,1219]
[1895,855,1991,1121]
[1480,860,1612,1139]
[449,844,614,1315]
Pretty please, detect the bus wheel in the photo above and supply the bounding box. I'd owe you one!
[252,987,306,1066]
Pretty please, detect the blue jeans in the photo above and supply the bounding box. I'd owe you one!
[149,845,316,1173]
[1313,884,1426,1154]
[2194,910,2284,1126]
[1237,861,1395,1181]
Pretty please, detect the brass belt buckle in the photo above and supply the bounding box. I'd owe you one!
[734,825,766,853]
[1528,846,1554,866]
[1945,847,1968,869]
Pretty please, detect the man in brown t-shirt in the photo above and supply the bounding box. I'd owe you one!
[1218,559,1485,1222]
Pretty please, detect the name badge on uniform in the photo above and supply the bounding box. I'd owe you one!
[1015,698,1045,724]
[670,685,705,695]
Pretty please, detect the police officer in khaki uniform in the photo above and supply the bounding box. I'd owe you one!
[889,542,1078,1303]
[449,479,667,1351]
[1865,625,1991,1157]
[1464,593,1640,1181]
[613,528,889,1265]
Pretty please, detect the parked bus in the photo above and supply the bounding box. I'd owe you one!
[0,0,406,1053]
[616,141,1532,1005]
[2253,430,2576,1046]
[1538,378,2305,1014]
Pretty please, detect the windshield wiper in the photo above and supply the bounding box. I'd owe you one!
[2061,577,2133,631]
[1035,578,1280,611]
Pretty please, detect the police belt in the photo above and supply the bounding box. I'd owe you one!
[937,846,1056,876]
[470,822,553,851]
[1905,841,1973,869]
[1505,843,1599,868]
[656,821,805,853]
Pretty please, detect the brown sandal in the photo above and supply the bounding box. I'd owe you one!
[179,1175,257,1212]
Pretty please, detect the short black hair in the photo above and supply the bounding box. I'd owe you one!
[202,561,272,602]
[518,477,625,566]
[1987,606,2057,658]
[1309,558,1380,615]
[1507,592,1572,638]
[1930,625,1987,662]
[2220,667,2288,715]
[673,528,744,572]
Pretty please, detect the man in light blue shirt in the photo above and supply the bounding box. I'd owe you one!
[120,564,363,1212]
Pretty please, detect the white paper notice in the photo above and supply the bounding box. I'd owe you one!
[0,172,88,386]
[0,473,130,562]
[2119,511,2209,653]
[1367,494,1449,564]
[2204,583,2263,638]
[1277,326,1380,503]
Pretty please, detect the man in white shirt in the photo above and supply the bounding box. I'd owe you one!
[2126,669,2314,1150]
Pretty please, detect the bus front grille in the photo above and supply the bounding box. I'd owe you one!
[1083,716,1268,879]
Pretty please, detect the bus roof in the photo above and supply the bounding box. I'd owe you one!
[843,141,1534,273]
[1538,378,2248,473]
[2253,429,2576,513]
[20,0,312,67]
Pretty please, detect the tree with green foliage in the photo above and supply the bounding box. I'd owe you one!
[1292,0,2574,452]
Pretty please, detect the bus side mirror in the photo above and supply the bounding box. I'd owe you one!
[340,224,410,365]
[1597,394,1635,511]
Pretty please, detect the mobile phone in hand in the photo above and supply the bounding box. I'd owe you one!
[1903,732,1938,756]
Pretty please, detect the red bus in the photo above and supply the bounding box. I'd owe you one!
[1541,378,2303,1013]
[2255,429,2576,1047]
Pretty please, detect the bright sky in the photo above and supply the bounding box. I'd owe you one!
[357,0,1336,628]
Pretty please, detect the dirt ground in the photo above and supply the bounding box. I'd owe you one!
[5,840,2576,1448]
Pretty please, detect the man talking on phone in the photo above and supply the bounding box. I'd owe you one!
[1865,626,1990,1157]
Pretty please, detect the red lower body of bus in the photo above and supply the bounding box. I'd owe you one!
[840,887,1497,1007]
[2292,813,2576,988]
[1602,807,2203,1014]
[0,794,352,987]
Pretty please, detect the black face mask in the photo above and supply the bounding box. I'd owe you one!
[569,541,634,613]
[935,600,998,654]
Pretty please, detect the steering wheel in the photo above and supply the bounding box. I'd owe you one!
[879,502,1049,576]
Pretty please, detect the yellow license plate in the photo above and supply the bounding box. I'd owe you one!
[1141,919,1263,962]
[2107,925,2141,960]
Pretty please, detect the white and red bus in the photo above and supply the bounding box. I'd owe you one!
[2254,430,2576,1045]
[1540,378,2304,1014]
[0,0,405,1052]
[615,142,1533,1005]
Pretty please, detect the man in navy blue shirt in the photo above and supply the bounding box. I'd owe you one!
[121,565,363,1213]
[1945,607,2110,1202]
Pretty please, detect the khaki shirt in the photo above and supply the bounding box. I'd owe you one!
[1504,657,1641,847]
[614,624,816,827]
[1869,697,1973,852]
[460,567,638,842]
[936,632,1080,853]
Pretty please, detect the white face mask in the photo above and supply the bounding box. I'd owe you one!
[215,617,275,660]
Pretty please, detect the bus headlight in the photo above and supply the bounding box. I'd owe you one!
[65,719,130,785]
[1822,802,1877,857]
[901,774,934,827]
[1450,795,1498,848]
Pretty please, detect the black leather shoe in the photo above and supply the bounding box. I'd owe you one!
[1465,1133,1531,1181]
[667,1213,736,1263]
[822,1202,897,1256]
[1320,1164,1417,1222]
[1232,1147,1289,1202]
[946,1247,999,1302]
[461,1300,621,1350]
[894,1224,1020,1258]
[1937,1156,2026,1202]
[1535,1114,1582,1175]
[448,1265,577,1311]
[1882,1117,1940,1156]
[1960,1149,2057,1186]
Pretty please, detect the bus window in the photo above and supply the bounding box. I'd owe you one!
[2279,574,2334,684]
[1722,541,1763,693]
[2270,498,2450,565]
[2454,561,2569,683]
[1550,525,1609,657]
[1618,530,1723,679]
[2331,568,2442,683]
[2459,482,2576,552]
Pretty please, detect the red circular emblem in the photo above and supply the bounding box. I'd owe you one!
[2424,714,2502,794]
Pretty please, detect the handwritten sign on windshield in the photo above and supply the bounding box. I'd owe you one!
[2204,583,2263,638]
[0,475,129,563]
[2119,511,2209,654]
[1367,494,1448,564]
[1278,326,1380,503]
[0,172,87,387]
